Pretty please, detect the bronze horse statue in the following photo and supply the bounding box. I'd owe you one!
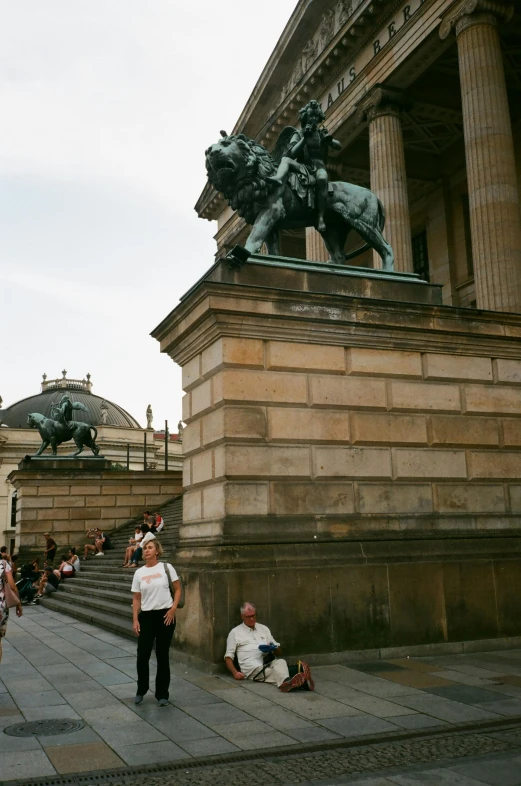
[27,412,100,457]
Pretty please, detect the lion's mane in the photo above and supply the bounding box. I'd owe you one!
[206,134,275,225]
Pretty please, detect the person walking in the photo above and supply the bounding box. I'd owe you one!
[0,555,22,662]
[43,533,57,566]
[131,536,181,706]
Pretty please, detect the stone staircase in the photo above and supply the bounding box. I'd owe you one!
[40,495,183,638]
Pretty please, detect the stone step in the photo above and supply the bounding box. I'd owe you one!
[66,576,134,592]
[59,581,131,604]
[44,495,182,641]
[45,586,133,619]
[85,538,179,554]
[78,565,148,577]
[40,595,135,638]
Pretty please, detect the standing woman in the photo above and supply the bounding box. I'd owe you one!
[131,537,181,706]
[0,556,22,663]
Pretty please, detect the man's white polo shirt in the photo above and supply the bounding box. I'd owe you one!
[225,622,279,677]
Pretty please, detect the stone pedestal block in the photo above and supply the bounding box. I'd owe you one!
[8,464,182,557]
[153,258,521,670]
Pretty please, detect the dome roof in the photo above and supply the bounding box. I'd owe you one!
[0,373,140,429]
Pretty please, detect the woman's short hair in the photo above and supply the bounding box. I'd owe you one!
[146,539,164,557]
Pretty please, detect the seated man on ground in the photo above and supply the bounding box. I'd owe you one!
[225,602,314,692]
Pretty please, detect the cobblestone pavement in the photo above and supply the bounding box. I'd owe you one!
[3,606,521,784]
[86,728,521,786]
[5,725,521,785]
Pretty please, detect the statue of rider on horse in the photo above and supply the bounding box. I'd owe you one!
[28,394,101,457]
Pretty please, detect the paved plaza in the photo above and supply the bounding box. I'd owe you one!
[2,607,521,784]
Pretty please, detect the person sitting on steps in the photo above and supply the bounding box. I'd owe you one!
[122,526,143,567]
[35,567,60,599]
[84,528,113,559]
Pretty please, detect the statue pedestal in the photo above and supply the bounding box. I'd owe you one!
[8,462,182,560]
[20,456,111,471]
[153,256,521,670]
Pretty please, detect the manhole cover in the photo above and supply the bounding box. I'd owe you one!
[4,719,84,737]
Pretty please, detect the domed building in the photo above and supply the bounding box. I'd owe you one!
[0,372,183,554]
[0,371,140,429]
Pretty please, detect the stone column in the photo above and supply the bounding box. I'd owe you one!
[357,86,414,273]
[305,227,329,262]
[441,1,521,313]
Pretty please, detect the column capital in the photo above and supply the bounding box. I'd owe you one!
[356,85,411,124]
[440,0,513,40]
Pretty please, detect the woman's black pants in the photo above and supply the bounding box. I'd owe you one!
[136,609,175,700]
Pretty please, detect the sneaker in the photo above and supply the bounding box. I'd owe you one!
[35,594,43,599]
[94,552,105,557]
[28,599,38,605]
[157,698,169,707]
[279,672,306,692]
[134,695,143,705]
[300,661,315,691]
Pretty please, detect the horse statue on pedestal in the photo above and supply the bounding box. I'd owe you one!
[27,394,100,457]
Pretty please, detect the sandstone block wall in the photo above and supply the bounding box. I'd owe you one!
[153,263,521,665]
[180,336,521,542]
[9,469,182,553]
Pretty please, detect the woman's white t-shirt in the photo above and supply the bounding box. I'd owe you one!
[131,562,179,611]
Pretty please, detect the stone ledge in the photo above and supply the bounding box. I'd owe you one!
[170,635,521,673]
[182,254,442,305]
[152,264,521,365]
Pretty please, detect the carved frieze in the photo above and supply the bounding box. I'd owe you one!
[279,0,364,101]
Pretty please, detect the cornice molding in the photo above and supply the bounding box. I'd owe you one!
[260,0,405,146]
[440,0,513,39]
[154,279,521,367]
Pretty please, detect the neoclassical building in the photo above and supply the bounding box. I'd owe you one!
[196,0,521,314]
[0,372,183,554]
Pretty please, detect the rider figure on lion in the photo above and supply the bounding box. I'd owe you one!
[267,99,341,233]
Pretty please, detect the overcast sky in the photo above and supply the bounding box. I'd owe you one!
[0,0,296,429]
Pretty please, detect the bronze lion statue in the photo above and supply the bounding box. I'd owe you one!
[205,131,393,269]
[28,412,100,457]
